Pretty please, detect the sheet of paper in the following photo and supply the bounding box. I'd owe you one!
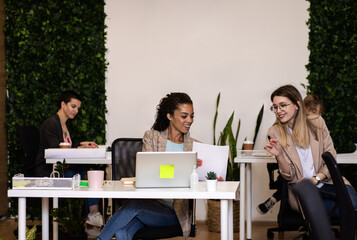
[160,165,175,178]
[193,142,229,181]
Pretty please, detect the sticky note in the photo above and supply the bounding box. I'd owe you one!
[160,165,174,178]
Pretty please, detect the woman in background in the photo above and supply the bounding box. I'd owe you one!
[98,92,200,240]
[34,90,103,237]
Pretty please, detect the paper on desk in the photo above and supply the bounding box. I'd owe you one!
[45,148,106,159]
[193,142,229,181]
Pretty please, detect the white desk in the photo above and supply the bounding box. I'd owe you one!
[8,181,239,240]
[235,150,357,240]
[45,152,111,165]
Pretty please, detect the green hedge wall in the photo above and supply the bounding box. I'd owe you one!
[5,0,107,216]
[306,1,357,183]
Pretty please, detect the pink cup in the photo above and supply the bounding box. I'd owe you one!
[87,170,104,189]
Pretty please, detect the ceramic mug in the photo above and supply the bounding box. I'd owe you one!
[87,170,104,189]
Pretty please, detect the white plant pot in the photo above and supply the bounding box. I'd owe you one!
[206,179,217,192]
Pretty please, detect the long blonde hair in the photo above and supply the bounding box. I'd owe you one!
[271,85,317,148]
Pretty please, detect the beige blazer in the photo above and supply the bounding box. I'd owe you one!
[142,129,196,239]
[267,116,350,211]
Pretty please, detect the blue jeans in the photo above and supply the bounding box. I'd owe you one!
[97,199,179,240]
[319,184,357,217]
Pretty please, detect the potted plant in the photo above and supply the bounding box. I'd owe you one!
[206,171,218,191]
[207,93,264,232]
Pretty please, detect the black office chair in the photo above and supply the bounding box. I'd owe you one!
[322,152,357,240]
[111,138,196,239]
[16,125,40,177]
[293,179,335,240]
[266,164,306,239]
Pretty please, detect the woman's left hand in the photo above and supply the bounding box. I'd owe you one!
[79,141,98,148]
[197,159,203,167]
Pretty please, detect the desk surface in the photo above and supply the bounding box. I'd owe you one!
[8,181,239,200]
[235,150,357,164]
[46,152,111,164]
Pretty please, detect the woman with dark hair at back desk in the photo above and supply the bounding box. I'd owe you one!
[34,90,103,238]
[98,92,202,240]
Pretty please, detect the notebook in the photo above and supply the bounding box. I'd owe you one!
[135,152,197,188]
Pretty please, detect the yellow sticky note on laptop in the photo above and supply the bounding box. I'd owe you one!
[160,165,175,178]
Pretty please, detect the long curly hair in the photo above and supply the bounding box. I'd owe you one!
[152,92,193,131]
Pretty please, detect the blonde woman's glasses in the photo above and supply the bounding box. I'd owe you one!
[270,103,291,113]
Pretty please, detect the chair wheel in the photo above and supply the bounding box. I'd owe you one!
[267,230,274,238]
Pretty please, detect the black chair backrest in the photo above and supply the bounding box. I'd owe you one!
[293,179,335,240]
[111,138,143,212]
[16,125,40,177]
[111,138,143,181]
[322,151,356,240]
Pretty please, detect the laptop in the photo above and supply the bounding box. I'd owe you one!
[135,152,197,188]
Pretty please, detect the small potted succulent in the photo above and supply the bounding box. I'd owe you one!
[206,171,217,191]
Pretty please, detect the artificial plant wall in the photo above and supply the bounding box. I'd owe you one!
[306,1,357,183]
[5,0,107,215]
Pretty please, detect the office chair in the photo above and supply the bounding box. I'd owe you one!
[293,179,335,240]
[265,164,306,239]
[16,125,40,177]
[322,151,357,240]
[111,138,196,239]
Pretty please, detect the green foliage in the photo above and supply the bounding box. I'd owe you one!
[213,93,264,181]
[51,198,87,238]
[26,225,37,240]
[5,0,107,217]
[305,0,357,185]
[205,171,217,180]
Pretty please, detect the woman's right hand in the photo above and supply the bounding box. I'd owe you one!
[264,139,282,157]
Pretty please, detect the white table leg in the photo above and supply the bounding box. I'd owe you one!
[42,198,49,240]
[228,199,233,240]
[53,198,58,240]
[247,163,252,240]
[239,163,246,240]
[220,199,228,240]
[18,197,26,240]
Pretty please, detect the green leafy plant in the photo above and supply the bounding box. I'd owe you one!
[5,0,107,218]
[213,93,264,181]
[205,171,217,180]
[305,0,357,186]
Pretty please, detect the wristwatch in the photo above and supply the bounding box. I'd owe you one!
[313,175,321,184]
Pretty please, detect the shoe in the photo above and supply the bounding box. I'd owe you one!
[86,212,104,227]
[85,225,101,239]
[256,197,276,215]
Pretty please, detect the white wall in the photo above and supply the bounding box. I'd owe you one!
[105,0,309,221]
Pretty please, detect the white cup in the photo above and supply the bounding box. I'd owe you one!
[59,142,70,148]
[87,170,104,189]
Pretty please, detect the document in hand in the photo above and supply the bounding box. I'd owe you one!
[193,142,229,181]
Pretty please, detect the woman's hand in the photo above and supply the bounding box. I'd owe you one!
[79,141,98,148]
[264,139,282,157]
[197,159,203,167]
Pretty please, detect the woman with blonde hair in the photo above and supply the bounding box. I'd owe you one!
[264,85,357,215]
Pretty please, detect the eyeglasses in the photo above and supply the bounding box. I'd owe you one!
[270,103,291,112]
